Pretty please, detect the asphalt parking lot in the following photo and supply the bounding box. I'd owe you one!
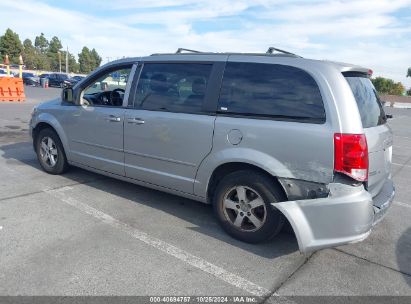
[0,86,410,301]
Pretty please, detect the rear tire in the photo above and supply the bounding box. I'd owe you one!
[36,128,69,175]
[212,170,285,243]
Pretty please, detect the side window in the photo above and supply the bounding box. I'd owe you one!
[81,66,132,107]
[134,63,212,113]
[218,62,325,122]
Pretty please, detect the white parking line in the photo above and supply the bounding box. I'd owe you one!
[392,162,411,168]
[394,135,411,140]
[394,201,411,209]
[46,186,271,297]
[393,145,411,149]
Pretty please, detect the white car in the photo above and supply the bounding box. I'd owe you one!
[0,69,12,77]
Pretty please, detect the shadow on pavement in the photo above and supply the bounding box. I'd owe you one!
[396,227,411,286]
[0,141,299,259]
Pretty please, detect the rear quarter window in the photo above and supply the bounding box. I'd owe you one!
[218,62,326,123]
[344,75,387,128]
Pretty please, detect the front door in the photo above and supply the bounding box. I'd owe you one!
[124,62,220,194]
[66,64,134,176]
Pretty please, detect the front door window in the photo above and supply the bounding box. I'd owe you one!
[81,66,132,107]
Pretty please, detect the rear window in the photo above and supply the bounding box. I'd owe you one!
[218,62,325,123]
[344,75,387,128]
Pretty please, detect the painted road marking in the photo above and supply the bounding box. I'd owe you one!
[393,145,411,150]
[394,201,411,209]
[394,135,411,140]
[392,162,411,168]
[46,186,271,297]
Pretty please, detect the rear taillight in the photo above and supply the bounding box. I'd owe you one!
[334,133,368,181]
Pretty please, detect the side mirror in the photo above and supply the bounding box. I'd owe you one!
[62,87,74,103]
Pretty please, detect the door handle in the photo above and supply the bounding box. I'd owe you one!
[127,117,145,125]
[107,115,121,122]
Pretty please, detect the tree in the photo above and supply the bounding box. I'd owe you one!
[61,51,80,73]
[78,47,101,73]
[22,37,50,70]
[0,28,23,63]
[372,77,392,94]
[407,68,411,78]
[48,37,63,72]
[78,47,92,73]
[22,39,37,69]
[35,53,51,71]
[34,33,49,53]
[1,29,101,73]
[390,82,405,96]
[371,77,405,95]
[48,36,62,53]
[90,48,102,68]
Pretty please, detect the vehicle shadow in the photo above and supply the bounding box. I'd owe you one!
[0,141,299,259]
[396,227,411,287]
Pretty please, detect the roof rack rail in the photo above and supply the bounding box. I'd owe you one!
[176,48,203,54]
[266,47,299,56]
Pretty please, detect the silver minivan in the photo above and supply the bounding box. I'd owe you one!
[30,48,394,252]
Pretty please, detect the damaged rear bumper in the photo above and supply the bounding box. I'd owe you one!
[272,179,395,253]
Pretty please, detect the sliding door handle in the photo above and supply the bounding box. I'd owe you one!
[107,115,121,122]
[127,118,145,125]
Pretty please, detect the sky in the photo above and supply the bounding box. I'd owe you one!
[1,0,411,87]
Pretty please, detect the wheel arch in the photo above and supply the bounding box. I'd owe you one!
[206,162,288,204]
[32,115,70,159]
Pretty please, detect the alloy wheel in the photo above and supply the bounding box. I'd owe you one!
[222,186,267,232]
[39,136,58,167]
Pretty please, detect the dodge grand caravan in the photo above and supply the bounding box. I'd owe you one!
[30,47,395,252]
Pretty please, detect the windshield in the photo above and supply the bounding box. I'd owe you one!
[345,75,387,128]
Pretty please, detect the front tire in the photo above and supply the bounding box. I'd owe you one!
[213,170,285,243]
[36,128,69,174]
